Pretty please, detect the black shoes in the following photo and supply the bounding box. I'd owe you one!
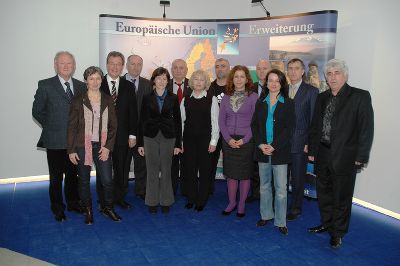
[102,207,122,222]
[278,226,289,235]
[308,225,328,233]
[117,200,131,209]
[195,205,204,212]
[287,212,300,221]
[222,206,237,216]
[236,212,245,218]
[84,207,93,225]
[54,212,66,222]
[256,219,268,227]
[330,236,342,249]
[185,203,194,209]
[161,206,170,214]
[148,206,157,214]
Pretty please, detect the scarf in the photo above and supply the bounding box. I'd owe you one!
[230,90,247,112]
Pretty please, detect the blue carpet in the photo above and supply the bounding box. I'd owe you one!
[0,180,399,266]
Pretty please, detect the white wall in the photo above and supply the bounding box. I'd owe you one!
[1,0,399,213]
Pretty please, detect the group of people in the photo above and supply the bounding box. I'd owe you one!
[32,51,374,249]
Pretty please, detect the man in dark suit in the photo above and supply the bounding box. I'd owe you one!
[286,58,319,221]
[247,59,271,202]
[209,58,230,194]
[32,51,86,222]
[123,54,152,200]
[100,51,138,210]
[167,59,190,195]
[307,59,374,249]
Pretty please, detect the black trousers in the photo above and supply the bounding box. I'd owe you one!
[125,146,147,196]
[209,136,222,193]
[46,149,79,214]
[97,144,128,205]
[288,152,308,214]
[182,136,213,206]
[316,144,357,238]
[171,153,184,195]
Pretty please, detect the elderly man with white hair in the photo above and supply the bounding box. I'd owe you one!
[307,59,374,249]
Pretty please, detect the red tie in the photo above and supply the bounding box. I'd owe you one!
[176,82,183,104]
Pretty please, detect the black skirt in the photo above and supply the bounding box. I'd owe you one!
[222,135,254,180]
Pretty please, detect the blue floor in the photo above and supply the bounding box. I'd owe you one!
[0,180,399,266]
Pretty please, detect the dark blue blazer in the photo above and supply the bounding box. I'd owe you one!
[291,81,319,153]
[100,75,138,146]
[32,75,86,149]
[122,74,152,118]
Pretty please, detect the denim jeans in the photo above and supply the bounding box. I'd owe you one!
[76,142,113,208]
[259,162,288,227]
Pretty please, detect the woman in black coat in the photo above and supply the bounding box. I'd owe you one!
[251,69,295,235]
[137,67,182,214]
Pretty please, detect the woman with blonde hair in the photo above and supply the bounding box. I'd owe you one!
[181,70,219,211]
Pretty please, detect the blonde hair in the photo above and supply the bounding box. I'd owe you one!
[188,69,211,91]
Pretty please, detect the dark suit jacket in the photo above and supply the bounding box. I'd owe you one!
[138,90,182,148]
[100,75,138,146]
[291,81,319,153]
[167,78,191,98]
[32,75,86,149]
[252,81,266,99]
[122,74,152,118]
[251,96,295,165]
[67,92,117,153]
[308,83,374,174]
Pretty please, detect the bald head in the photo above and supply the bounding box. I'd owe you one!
[171,59,188,82]
[126,54,143,78]
[256,59,271,84]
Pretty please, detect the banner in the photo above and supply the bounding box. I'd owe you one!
[99,10,338,198]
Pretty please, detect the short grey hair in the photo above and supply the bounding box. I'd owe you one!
[188,69,211,91]
[83,66,104,81]
[324,59,349,78]
[54,51,75,64]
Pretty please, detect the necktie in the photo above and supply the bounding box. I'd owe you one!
[289,85,296,99]
[258,84,263,97]
[131,79,137,92]
[176,82,183,104]
[111,81,117,103]
[65,81,73,103]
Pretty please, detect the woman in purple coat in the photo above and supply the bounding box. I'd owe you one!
[219,65,258,217]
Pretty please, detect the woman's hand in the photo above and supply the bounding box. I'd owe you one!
[235,139,244,147]
[98,147,110,161]
[138,147,145,156]
[69,153,80,165]
[265,144,275,155]
[228,139,240,148]
[208,145,216,153]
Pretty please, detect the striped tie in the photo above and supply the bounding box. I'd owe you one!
[65,82,73,103]
[111,81,117,103]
